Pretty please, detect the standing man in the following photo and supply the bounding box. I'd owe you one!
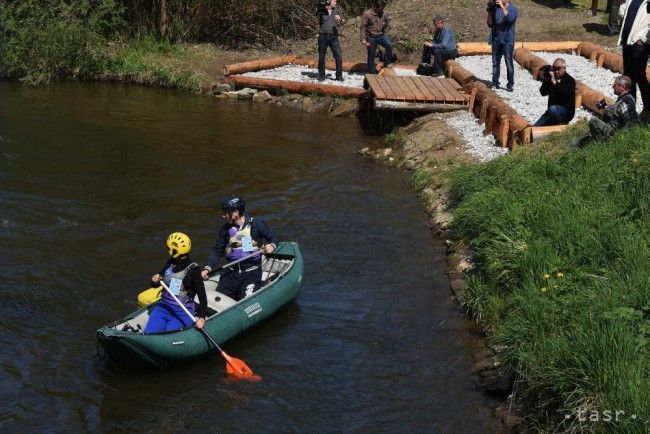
[360,0,393,74]
[619,0,649,121]
[317,0,345,82]
[421,15,458,77]
[534,59,576,126]
[486,0,518,91]
[201,197,278,301]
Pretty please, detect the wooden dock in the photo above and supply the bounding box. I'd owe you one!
[365,75,468,111]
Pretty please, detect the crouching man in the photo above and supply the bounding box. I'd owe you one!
[421,15,458,77]
[534,58,576,126]
[576,75,639,146]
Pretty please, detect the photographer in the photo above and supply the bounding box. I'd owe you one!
[486,0,518,91]
[317,0,345,82]
[360,0,393,74]
[421,15,458,77]
[534,59,576,126]
[576,75,639,146]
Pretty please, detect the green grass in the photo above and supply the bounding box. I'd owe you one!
[97,37,211,92]
[447,126,650,432]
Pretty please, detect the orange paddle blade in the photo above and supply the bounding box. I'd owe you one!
[223,353,262,382]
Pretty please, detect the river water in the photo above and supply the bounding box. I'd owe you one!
[0,81,500,432]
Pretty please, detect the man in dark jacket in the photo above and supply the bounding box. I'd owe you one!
[534,58,576,126]
[201,196,278,301]
[317,0,345,81]
[360,0,393,74]
[421,15,458,77]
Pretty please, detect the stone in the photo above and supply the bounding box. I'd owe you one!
[286,93,302,100]
[479,369,515,397]
[291,99,303,110]
[359,147,371,156]
[308,99,333,114]
[253,90,272,103]
[382,148,392,157]
[225,87,257,99]
[331,98,359,117]
[214,94,228,99]
[302,97,314,112]
[212,83,233,93]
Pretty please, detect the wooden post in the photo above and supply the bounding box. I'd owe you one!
[500,115,510,148]
[468,87,477,113]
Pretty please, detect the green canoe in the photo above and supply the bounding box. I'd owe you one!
[97,242,303,369]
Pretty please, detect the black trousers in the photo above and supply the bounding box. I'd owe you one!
[623,43,650,111]
[318,33,343,80]
[217,267,262,301]
[421,47,457,75]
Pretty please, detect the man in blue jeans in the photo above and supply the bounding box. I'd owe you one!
[360,0,393,74]
[317,0,345,81]
[487,0,518,91]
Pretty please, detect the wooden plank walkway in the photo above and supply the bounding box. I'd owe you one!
[365,75,468,111]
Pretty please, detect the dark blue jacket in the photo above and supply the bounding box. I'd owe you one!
[205,215,278,271]
[489,2,518,45]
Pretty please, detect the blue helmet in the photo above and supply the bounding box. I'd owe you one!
[220,196,246,214]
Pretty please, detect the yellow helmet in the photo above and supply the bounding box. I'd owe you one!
[166,232,191,258]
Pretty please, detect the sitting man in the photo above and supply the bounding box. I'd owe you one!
[534,58,576,126]
[421,15,458,77]
[577,75,639,146]
[360,0,393,74]
[201,196,278,301]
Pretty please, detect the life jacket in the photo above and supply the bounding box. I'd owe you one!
[160,262,198,309]
[225,218,261,262]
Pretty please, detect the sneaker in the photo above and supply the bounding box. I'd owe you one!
[335,76,345,82]
[384,63,394,68]
[488,82,500,90]
[506,85,514,92]
[317,76,325,82]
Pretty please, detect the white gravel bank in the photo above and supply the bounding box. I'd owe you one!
[445,112,509,162]
[241,64,417,88]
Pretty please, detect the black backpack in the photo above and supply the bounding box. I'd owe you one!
[416,63,434,76]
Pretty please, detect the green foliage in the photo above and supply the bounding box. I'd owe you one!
[410,167,433,192]
[0,0,125,83]
[397,38,421,55]
[448,126,650,432]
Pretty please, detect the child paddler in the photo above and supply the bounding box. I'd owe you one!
[144,232,207,333]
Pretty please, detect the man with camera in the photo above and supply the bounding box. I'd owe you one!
[317,0,345,82]
[421,15,458,77]
[486,0,518,91]
[360,0,393,74]
[534,59,576,126]
[576,75,639,146]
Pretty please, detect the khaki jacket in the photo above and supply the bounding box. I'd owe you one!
[360,8,390,40]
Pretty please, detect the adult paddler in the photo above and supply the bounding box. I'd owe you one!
[201,197,278,301]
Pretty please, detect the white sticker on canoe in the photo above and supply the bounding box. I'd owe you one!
[244,302,262,317]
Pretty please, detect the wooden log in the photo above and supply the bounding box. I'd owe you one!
[223,56,296,76]
[446,59,480,87]
[457,42,492,56]
[576,81,614,115]
[225,75,367,98]
[484,100,499,135]
[291,59,370,73]
[378,67,397,76]
[520,41,580,52]
[514,48,550,80]
[577,41,606,61]
[532,125,569,138]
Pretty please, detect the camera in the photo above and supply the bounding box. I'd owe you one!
[596,99,608,110]
[539,64,553,81]
[316,0,330,15]
[486,0,498,12]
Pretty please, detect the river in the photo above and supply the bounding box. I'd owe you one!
[0,81,501,432]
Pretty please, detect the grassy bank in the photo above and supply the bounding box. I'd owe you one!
[444,125,649,432]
